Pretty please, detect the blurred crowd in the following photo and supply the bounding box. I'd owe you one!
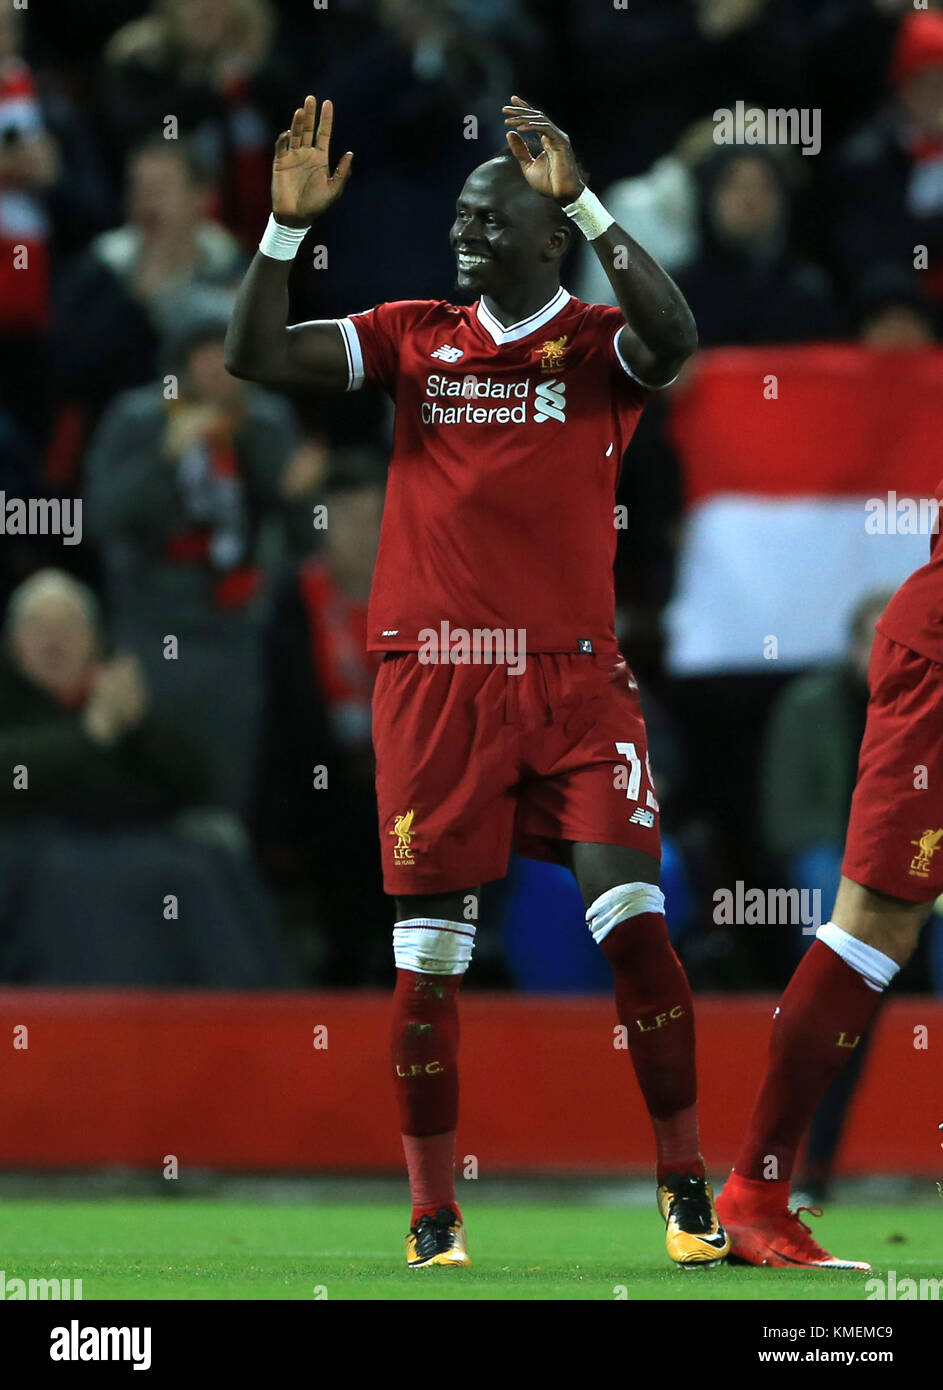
[1,0,942,994]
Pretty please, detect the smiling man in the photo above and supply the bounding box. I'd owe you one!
[225,94,724,1271]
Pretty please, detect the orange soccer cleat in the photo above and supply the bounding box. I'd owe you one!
[717,1172,870,1270]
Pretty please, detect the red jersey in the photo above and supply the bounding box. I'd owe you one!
[877,476,943,663]
[332,290,650,653]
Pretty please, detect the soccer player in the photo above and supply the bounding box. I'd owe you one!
[225,94,729,1270]
[717,508,943,1269]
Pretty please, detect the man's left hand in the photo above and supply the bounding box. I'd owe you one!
[502,96,584,205]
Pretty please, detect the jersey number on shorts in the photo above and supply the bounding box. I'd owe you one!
[615,742,660,812]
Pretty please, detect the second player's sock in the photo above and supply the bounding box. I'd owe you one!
[600,912,704,1183]
[392,967,462,1225]
[734,926,898,1187]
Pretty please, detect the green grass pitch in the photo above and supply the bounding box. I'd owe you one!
[2,1197,941,1300]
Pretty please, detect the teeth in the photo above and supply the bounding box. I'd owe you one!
[458,254,489,267]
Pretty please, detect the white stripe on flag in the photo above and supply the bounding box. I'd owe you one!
[665,496,929,675]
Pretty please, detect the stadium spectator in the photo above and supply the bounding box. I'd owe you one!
[574,118,716,310]
[762,590,893,947]
[102,0,286,246]
[827,6,943,317]
[50,138,244,485]
[253,456,388,984]
[855,263,939,346]
[570,0,807,189]
[84,299,310,812]
[675,144,841,347]
[0,0,111,444]
[0,569,291,986]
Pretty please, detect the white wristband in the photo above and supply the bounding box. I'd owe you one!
[562,187,615,241]
[259,213,309,260]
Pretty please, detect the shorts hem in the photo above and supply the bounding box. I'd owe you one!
[382,863,510,896]
[840,864,940,905]
[515,826,661,855]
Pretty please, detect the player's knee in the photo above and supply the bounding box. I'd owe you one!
[393,918,476,975]
[869,920,922,967]
[585,882,666,949]
[820,918,919,975]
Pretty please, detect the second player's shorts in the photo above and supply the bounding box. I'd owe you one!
[372,651,661,895]
[842,630,943,901]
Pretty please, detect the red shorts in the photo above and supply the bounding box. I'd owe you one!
[842,631,943,901]
[372,651,661,894]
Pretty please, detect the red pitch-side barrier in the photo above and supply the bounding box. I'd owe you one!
[0,990,938,1174]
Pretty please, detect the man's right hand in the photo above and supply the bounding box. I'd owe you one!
[272,95,353,228]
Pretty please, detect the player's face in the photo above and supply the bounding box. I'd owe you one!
[450,163,558,298]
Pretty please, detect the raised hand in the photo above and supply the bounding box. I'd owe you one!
[502,96,584,205]
[272,96,353,227]
[83,654,149,745]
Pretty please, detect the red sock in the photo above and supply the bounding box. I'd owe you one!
[601,913,703,1184]
[735,940,883,1184]
[392,968,462,1224]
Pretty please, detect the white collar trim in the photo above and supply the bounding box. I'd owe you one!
[475,287,570,345]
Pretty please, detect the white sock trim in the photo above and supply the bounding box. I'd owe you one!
[586,882,665,946]
[816,922,899,992]
[393,918,476,975]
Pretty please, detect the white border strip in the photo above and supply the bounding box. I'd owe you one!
[334,318,365,391]
[613,327,679,391]
[476,287,570,345]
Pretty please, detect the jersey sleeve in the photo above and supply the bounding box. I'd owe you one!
[582,302,678,398]
[332,300,428,394]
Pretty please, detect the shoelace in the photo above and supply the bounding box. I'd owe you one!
[783,1204,830,1259]
[411,1208,457,1257]
[667,1178,711,1233]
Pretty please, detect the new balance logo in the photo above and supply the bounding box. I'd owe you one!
[533,378,566,423]
[430,344,464,362]
[629,808,655,828]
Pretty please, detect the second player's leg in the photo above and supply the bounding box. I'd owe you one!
[717,880,933,1268]
[831,874,933,965]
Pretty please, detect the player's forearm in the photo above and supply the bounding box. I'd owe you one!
[224,251,296,384]
[592,225,698,362]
